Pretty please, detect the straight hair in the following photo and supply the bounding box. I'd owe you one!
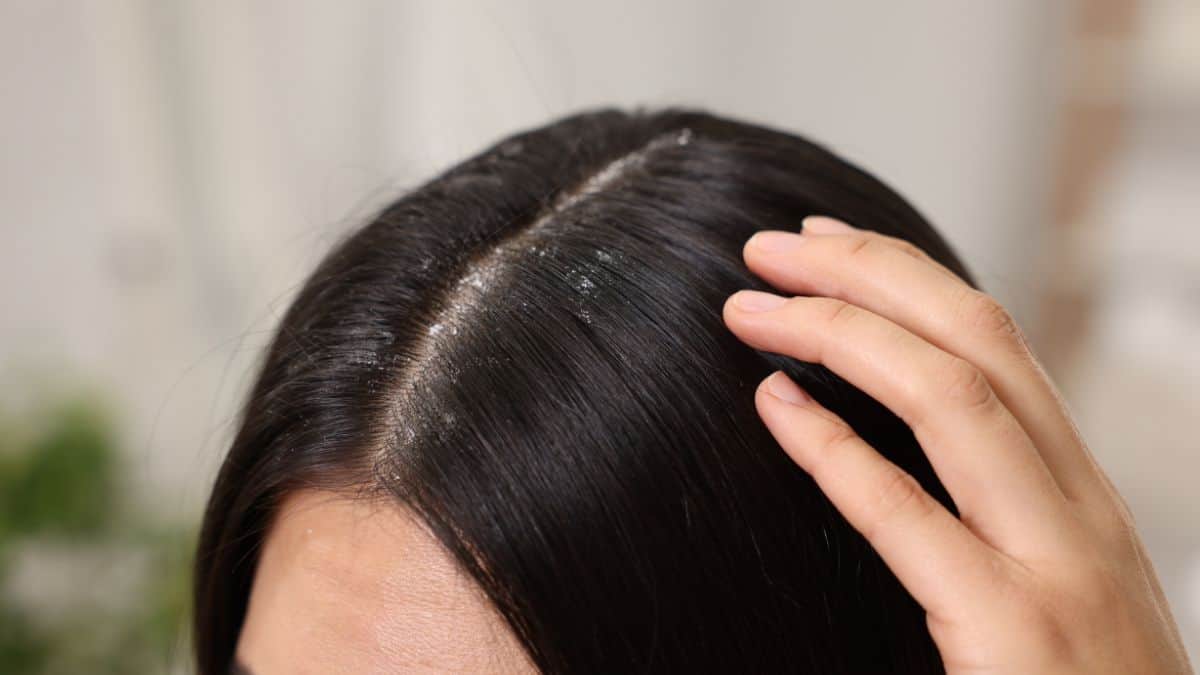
[194,107,976,674]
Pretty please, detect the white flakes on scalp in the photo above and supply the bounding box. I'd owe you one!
[379,129,693,468]
[349,349,379,367]
[461,267,490,292]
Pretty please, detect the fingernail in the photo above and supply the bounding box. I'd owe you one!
[732,290,787,312]
[801,216,856,234]
[748,229,805,254]
[765,371,811,405]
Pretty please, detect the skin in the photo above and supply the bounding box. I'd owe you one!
[235,489,535,674]
[722,215,1194,674]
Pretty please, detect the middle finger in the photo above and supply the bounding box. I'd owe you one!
[722,291,1077,555]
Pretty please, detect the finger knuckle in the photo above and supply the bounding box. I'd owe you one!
[883,235,927,261]
[817,422,861,456]
[941,356,997,412]
[842,234,878,262]
[807,424,862,478]
[818,298,861,328]
[864,469,931,540]
[958,288,1027,348]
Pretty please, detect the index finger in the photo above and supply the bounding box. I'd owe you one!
[742,217,1114,510]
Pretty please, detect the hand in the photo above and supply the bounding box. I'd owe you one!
[721,216,1194,674]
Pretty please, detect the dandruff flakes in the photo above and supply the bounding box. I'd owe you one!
[461,268,489,292]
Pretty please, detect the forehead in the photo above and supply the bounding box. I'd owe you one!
[235,489,533,674]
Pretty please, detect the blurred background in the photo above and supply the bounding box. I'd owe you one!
[1,0,1196,671]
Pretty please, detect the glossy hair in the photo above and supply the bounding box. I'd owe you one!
[194,107,976,674]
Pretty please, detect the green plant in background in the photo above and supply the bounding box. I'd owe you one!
[0,401,115,540]
[0,394,194,674]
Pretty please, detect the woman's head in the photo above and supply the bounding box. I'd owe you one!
[195,107,975,673]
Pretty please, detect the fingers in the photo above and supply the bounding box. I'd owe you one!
[802,215,966,282]
[742,216,1113,509]
[754,371,1008,617]
[722,290,1077,554]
